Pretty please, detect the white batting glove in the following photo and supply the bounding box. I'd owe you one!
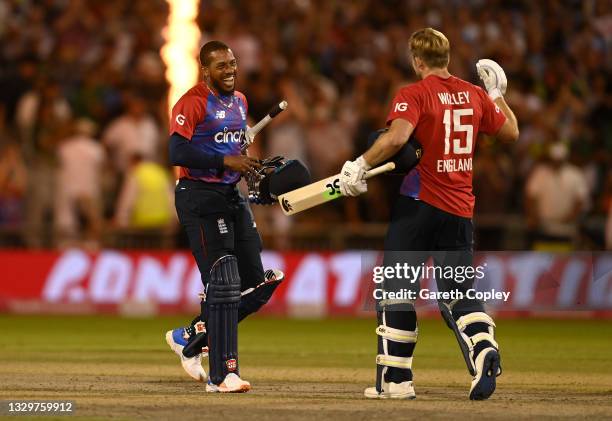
[476,59,507,100]
[339,156,371,197]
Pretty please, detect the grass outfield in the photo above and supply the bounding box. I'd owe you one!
[0,315,611,420]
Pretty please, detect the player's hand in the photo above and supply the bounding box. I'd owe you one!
[223,155,262,174]
[339,157,370,197]
[476,59,507,100]
[243,125,254,148]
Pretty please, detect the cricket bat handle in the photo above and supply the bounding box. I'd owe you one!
[245,101,287,139]
[364,162,395,179]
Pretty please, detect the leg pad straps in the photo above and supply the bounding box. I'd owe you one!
[376,325,418,343]
[376,354,413,369]
[456,312,496,331]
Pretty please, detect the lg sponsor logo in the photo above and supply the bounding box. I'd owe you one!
[394,102,408,112]
[214,127,245,143]
[176,114,186,125]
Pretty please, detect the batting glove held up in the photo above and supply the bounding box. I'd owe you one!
[339,156,370,197]
[476,59,507,100]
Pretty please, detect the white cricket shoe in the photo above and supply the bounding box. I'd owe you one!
[364,381,416,399]
[165,329,207,382]
[206,373,251,393]
[469,347,501,400]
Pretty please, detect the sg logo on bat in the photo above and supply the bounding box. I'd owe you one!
[325,178,341,197]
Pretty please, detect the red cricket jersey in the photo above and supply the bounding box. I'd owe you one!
[386,74,506,218]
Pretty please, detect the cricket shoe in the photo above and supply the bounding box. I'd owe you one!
[364,381,416,399]
[469,347,501,400]
[206,373,251,393]
[165,328,207,382]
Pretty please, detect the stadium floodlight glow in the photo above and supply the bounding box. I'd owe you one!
[161,0,201,117]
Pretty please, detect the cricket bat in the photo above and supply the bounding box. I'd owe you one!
[242,100,288,150]
[278,162,396,215]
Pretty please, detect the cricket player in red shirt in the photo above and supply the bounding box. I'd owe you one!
[340,28,519,400]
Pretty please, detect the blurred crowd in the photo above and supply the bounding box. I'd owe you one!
[0,0,173,249]
[0,0,610,250]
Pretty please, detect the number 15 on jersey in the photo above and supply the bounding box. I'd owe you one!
[443,108,474,155]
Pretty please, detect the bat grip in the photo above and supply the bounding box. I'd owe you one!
[364,162,395,179]
[248,115,271,137]
[268,100,288,118]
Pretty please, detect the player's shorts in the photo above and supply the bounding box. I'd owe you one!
[382,196,475,299]
[175,179,264,291]
[385,196,473,252]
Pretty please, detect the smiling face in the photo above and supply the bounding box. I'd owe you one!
[203,48,237,95]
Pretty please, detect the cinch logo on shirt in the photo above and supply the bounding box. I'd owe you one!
[214,128,245,143]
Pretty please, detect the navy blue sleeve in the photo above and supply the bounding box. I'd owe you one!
[168,132,224,170]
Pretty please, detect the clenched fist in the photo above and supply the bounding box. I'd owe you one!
[476,59,507,100]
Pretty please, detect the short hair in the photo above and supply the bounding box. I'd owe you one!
[199,40,231,66]
[409,28,450,69]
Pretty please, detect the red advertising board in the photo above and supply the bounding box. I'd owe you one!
[0,250,610,317]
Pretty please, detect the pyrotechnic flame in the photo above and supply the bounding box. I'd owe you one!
[161,0,201,116]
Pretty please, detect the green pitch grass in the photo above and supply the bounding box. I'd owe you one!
[0,315,611,420]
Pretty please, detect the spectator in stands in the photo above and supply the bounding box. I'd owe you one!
[0,140,27,228]
[103,92,161,172]
[603,171,612,250]
[113,153,174,229]
[607,202,612,250]
[54,118,105,249]
[23,85,72,248]
[305,87,352,180]
[15,78,72,161]
[0,0,610,250]
[474,140,513,215]
[525,143,589,249]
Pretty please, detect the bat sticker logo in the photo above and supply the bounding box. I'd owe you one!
[281,197,293,213]
[325,178,341,196]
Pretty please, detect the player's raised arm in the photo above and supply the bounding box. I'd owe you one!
[476,59,519,143]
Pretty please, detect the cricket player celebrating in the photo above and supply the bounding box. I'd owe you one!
[339,28,519,400]
[164,41,308,393]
